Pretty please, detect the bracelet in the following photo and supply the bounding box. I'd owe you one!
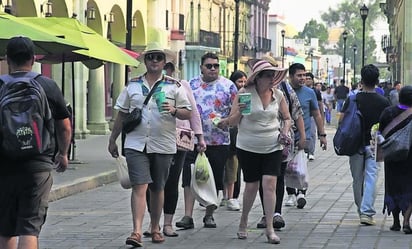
[171,108,178,116]
[318,134,326,138]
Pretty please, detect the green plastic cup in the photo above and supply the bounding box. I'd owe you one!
[238,93,251,115]
[154,91,167,113]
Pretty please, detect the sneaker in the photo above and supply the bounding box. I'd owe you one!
[360,214,376,226]
[175,216,194,229]
[203,215,217,228]
[273,215,285,229]
[296,193,306,209]
[227,199,240,211]
[257,216,267,228]
[285,194,296,206]
[220,198,227,207]
[308,154,315,161]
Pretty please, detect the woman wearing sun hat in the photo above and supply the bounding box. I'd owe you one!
[228,59,291,244]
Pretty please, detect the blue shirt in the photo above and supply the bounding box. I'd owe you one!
[293,85,319,139]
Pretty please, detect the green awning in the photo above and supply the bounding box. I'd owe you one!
[19,17,139,67]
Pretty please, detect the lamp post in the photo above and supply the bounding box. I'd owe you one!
[342,30,348,85]
[234,0,240,71]
[339,62,342,82]
[352,44,357,84]
[281,29,285,67]
[309,51,313,74]
[125,0,132,84]
[326,58,329,85]
[360,4,369,67]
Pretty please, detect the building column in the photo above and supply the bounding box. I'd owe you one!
[403,1,412,86]
[87,66,110,134]
[110,64,125,127]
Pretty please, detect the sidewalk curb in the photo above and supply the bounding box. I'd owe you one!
[49,170,117,202]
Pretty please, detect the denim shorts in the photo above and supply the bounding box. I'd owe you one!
[0,172,53,236]
[124,148,173,191]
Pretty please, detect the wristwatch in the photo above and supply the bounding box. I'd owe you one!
[171,108,178,116]
[318,133,327,139]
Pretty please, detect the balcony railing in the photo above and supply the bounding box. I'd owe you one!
[187,29,220,48]
[256,36,271,52]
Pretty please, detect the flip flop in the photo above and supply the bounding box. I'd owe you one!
[163,225,179,237]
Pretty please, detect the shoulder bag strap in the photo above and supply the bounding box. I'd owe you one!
[281,82,292,116]
[143,80,161,106]
[382,108,412,137]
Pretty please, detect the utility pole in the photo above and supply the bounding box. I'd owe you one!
[125,0,132,85]
[234,0,240,71]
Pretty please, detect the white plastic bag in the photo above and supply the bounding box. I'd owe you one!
[284,150,309,189]
[115,155,131,189]
[190,153,218,208]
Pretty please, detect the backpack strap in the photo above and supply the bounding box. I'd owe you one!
[281,81,293,116]
[0,72,41,85]
[382,108,412,137]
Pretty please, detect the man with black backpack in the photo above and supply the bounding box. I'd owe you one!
[0,36,72,249]
[338,64,390,226]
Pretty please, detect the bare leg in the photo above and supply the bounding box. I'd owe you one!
[17,235,38,249]
[183,187,195,217]
[0,236,17,249]
[262,175,280,243]
[226,182,235,199]
[149,189,164,234]
[239,181,259,232]
[163,214,176,235]
[131,184,148,235]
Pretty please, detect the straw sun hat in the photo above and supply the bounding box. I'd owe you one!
[245,59,287,87]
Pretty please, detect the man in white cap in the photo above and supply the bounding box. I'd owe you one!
[108,42,191,247]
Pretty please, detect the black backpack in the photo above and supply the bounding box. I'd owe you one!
[0,72,53,159]
[333,94,364,156]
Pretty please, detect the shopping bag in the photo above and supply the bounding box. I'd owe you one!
[115,155,131,189]
[194,152,210,183]
[190,153,218,208]
[284,150,309,189]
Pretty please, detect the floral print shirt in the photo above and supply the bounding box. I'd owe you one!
[190,75,237,145]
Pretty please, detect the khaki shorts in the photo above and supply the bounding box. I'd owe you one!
[224,155,238,184]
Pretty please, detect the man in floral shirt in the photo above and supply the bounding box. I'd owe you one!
[176,52,237,229]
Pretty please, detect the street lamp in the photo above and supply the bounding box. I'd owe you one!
[360,4,369,67]
[326,58,329,84]
[309,51,313,74]
[352,44,357,84]
[281,29,285,67]
[342,30,348,85]
[234,0,240,71]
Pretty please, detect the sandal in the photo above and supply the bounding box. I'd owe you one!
[125,232,143,247]
[237,231,248,239]
[152,232,165,243]
[163,224,178,237]
[266,231,280,244]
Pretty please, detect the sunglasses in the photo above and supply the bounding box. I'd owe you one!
[261,72,276,78]
[204,63,220,70]
[145,53,165,61]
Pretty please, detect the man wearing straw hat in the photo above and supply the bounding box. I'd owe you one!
[108,42,191,247]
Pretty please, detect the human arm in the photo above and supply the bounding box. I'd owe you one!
[108,111,125,158]
[312,108,327,150]
[54,118,71,172]
[279,96,291,135]
[296,115,306,150]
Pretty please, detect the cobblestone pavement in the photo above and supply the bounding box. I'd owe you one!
[39,125,412,249]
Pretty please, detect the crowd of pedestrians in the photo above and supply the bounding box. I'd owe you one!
[2,37,412,249]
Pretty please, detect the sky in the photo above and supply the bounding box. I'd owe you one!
[268,0,344,31]
[268,0,389,62]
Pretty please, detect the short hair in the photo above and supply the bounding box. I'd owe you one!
[399,85,412,106]
[361,64,379,87]
[6,36,34,66]
[201,52,218,65]
[163,62,175,72]
[288,63,305,76]
[229,70,247,83]
[306,72,314,80]
[394,81,401,87]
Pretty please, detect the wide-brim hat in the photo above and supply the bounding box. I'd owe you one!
[246,59,287,87]
[141,42,166,56]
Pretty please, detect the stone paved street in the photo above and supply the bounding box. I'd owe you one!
[38,125,412,249]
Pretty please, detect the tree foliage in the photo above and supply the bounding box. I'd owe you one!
[295,19,329,53]
[319,0,383,68]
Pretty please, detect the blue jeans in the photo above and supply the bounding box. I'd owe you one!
[349,146,380,216]
[336,99,345,112]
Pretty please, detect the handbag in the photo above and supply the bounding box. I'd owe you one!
[122,81,161,133]
[176,127,195,151]
[115,156,131,189]
[380,108,412,162]
[284,150,309,189]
